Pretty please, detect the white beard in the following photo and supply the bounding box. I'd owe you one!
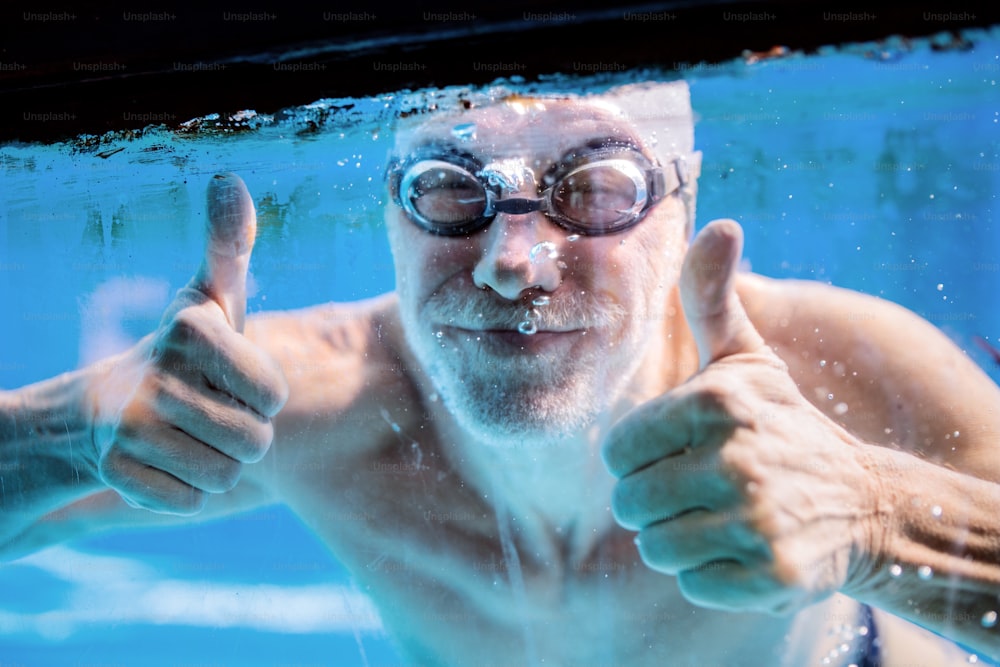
[400,298,649,449]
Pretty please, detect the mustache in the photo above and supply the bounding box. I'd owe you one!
[423,286,627,332]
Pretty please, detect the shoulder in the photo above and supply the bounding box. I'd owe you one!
[244,292,425,448]
[736,271,925,342]
[245,293,400,387]
[735,270,963,377]
[735,273,1000,475]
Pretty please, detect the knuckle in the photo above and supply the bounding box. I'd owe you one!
[165,488,208,516]
[717,442,764,483]
[241,419,274,462]
[199,457,242,492]
[113,416,143,446]
[612,477,648,529]
[250,362,289,418]
[141,485,207,516]
[636,528,664,566]
[220,415,272,463]
[98,450,129,485]
[162,309,205,349]
[610,481,632,525]
[174,453,241,493]
[267,374,291,416]
[215,460,243,491]
[683,383,730,415]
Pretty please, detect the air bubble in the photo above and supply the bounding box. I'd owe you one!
[982,611,998,628]
[917,565,933,580]
[451,122,477,141]
[532,296,551,307]
[530,241,559,264]
[931,505,943,518]
[567,234,581,242]
[889,564,903,577]
[517,308,541,336]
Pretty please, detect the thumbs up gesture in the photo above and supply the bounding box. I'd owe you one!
[90,174,289,515]
[603,219,877,615]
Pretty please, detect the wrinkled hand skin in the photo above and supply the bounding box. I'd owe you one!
[603,219,879,616]
[88,174,288,515]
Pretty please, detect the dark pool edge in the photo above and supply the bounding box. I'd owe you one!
[0,1,997,145]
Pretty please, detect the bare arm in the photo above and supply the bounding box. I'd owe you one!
[742,272,1000,659]
[847,443,1000,660]
[0,369,103,557]
[0,173,288,562]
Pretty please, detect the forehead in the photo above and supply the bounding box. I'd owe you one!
[392,98,646,162]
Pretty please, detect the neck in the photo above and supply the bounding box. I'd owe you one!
[438,409,617,563]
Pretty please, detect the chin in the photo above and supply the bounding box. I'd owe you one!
[421,337,635,450]
[449,385,602,450]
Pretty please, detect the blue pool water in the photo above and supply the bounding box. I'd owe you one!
[1,27,999,666]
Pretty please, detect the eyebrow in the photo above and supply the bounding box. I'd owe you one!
[386,141,480,173]
[552,136,647,165]
[392,133,647,168]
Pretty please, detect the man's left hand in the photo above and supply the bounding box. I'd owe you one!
[602,219,880,615]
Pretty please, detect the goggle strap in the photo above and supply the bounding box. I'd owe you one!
[491,198,546,216]
[651,158,690,201]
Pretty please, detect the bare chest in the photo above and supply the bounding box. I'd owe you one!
[287,452,829,667]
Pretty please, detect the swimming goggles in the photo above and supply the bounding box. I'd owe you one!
[387,141,691,237]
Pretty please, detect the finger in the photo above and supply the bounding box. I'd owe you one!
[115,419,243,493]
[679,219,766,369]
[677,559,791,613]
[191,172,257,333]
[602,389,743,478]
[100,451,207,515]
[157,306,288,418]
[635,510,766,576]
[141,370,274,463]
[611,446,737,530]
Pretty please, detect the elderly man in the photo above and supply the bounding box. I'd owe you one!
[2,81,998,666]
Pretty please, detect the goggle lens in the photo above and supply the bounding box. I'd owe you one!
[392,151,681,236]
[408,161,488,228]
[552,162,644,228]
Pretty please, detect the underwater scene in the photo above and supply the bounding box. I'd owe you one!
[1,22,999,667]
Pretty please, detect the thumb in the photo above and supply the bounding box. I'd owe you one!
[680,219,765,369]
[191,172,256,333]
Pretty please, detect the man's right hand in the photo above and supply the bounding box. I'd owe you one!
[89,173,289,515]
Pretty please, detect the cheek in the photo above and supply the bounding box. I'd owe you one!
[635,204,688,286]
[580,210,686,294]
[386,211,478,297]
[385,213,418,291]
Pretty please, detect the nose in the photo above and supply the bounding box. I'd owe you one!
[471,210,564,300]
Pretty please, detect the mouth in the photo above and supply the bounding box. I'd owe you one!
[442,325,586,354]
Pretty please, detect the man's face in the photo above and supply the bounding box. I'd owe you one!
[385,97,690,447]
